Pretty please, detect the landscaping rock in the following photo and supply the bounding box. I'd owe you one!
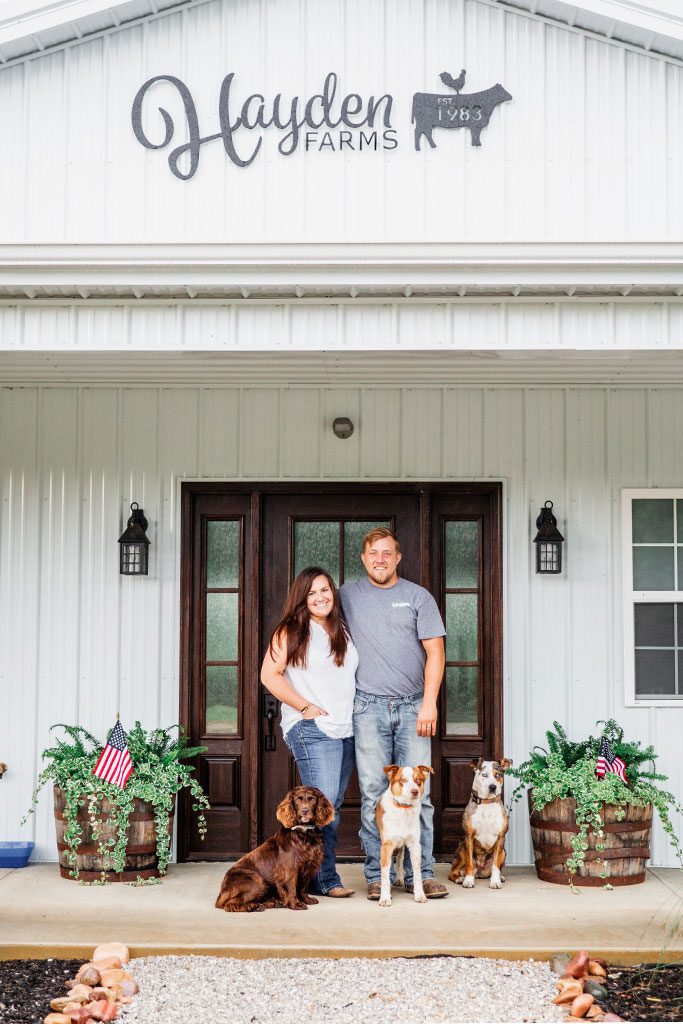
[551,953,571,976]
[584,979,608,1000]
[93,943,129,966]
[570,993,595,1018]
[76,964,102,986]
[565,952,590,979]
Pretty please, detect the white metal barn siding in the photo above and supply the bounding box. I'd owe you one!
[1,384,682,866]
[0,0,681,242]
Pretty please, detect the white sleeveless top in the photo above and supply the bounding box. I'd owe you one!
[280,621,358,740]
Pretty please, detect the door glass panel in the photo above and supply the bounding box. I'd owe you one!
[206,592,238,661]
[207,520,240,588]
[205,665,238,734]
[445,593,478,662]
[445,666,479,735]
[633,547,674,590]
[445,521,478,588]
[343,520,391,582]
[632,499,674,543]
[294,521,340,582]
[203,517,241,737]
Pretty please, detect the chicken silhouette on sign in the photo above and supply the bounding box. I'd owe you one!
[412,71,512,150]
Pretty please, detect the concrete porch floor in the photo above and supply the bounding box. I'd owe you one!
[2,863,682,964]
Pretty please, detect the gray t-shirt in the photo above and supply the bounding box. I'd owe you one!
[340,576,446,698]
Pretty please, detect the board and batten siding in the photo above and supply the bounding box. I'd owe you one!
[1,384,682,866]
[1,0,682,242]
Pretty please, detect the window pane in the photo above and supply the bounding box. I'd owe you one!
[638,647,675,696]
[206,592,238,661]
[633,547,675,590]
[632,499,674,543]
[205,665,238,734]
[207,521,239,588]
[445,521,478,588]
[678,548,683,591]
[634,604,674,647]
[294,521,339,583]
[445,666,479,735]
[678,500,683,541]
[344,520,390,583]
[635,649,675,696]
[445,593,478,662]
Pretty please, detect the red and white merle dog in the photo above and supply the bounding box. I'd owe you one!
[449,757,512,890]
[376,764,433,907]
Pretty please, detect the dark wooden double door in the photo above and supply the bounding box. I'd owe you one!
[178,484,502,862]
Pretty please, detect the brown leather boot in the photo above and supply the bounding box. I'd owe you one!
[404,879,448,898]
[366,881,382,900]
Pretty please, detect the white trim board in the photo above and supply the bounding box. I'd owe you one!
[1,243,683,301]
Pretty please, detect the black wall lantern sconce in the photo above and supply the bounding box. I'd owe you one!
[118,502,150,576]
[533,500,564,574]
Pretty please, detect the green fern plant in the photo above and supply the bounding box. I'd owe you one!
[511,720,683,887]
[22,722,210,883]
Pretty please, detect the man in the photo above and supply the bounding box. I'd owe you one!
[340,527,448,900]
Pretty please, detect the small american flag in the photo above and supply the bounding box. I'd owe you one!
[93,719,133,789]
[596,735,628,784]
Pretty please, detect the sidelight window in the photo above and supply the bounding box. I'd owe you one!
[205,519,242,734]
[623,491,683,705]
[443,520,481,736]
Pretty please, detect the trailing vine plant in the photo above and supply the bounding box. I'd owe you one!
[22,723,210,883]
[510,720,683,888]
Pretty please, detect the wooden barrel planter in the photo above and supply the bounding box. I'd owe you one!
[54,785,174,882]
[528,791,652,886]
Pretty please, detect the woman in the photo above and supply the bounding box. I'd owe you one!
[261,566,357,898]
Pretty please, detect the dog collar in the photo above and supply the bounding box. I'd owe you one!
[290,824,318,832]
[470,792,500,805]
[392,798,416,808]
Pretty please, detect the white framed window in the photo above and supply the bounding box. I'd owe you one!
[623,489,683,707]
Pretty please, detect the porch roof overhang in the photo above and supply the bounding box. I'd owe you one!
[1,0,683,66]
[2,242,683,304]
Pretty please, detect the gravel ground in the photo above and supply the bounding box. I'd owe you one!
[118,955,566,1024]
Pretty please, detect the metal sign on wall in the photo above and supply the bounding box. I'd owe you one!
[131,70,512,180]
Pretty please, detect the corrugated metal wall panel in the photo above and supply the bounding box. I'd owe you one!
[2,0,681,243]
[7,300,683,352]
[2,382,683,866]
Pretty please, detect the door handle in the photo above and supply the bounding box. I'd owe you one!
[263,693,278,751]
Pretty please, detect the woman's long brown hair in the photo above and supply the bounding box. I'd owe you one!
[270,566,348,668]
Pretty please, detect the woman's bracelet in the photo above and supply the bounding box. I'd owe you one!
[299,702,312,715]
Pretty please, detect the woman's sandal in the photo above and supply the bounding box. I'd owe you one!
[325,886,355,898]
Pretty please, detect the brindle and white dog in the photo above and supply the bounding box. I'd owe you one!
[448,757,512,890]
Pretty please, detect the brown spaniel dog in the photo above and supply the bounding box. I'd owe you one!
[215,786,334,912]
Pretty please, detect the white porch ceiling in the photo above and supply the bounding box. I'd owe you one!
[2,349,683,386]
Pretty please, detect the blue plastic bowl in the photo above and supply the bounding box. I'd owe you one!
[0,841,35,868]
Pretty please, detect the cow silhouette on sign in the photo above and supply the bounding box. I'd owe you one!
[412,72,512,150]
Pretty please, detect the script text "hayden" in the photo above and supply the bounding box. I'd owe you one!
[131,72,394,179]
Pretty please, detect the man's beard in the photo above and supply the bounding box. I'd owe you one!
[369,566,393,583]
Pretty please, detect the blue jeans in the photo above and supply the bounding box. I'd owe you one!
[353,689,435,885]
[284,720,355,894]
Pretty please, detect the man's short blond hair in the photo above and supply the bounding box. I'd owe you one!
[362,527,401,553]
